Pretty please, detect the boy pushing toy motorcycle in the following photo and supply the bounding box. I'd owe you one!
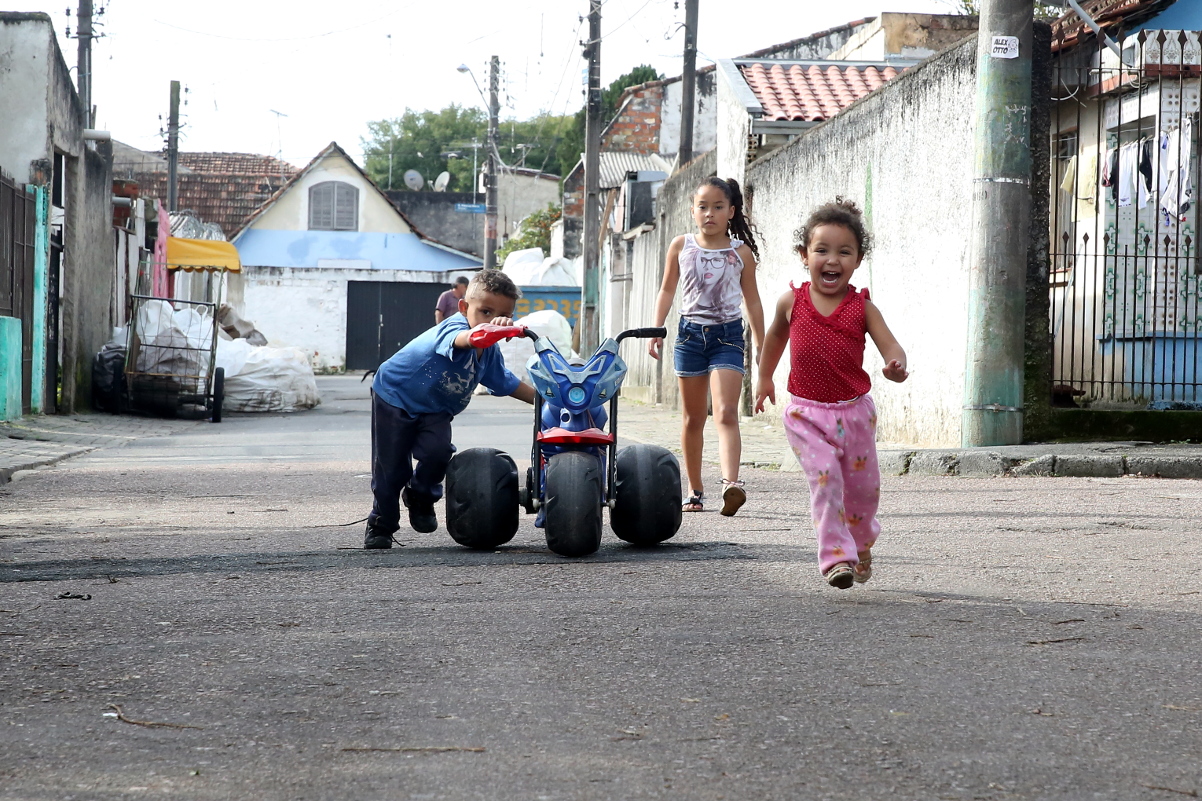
[363,270,536,550]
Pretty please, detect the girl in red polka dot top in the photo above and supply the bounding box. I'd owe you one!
[754,198,908,590]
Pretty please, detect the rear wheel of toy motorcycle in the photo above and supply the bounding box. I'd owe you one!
[611,444,682,545]
[445,447,519,549]
[544,451,603,557]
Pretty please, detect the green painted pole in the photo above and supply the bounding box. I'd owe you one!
[963,0,1034,447]
[28,185,48,413]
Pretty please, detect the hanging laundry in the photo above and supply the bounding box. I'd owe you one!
[1060,155,1076,194]
[1159,116,1194,223]
[1138,138,1154,209]
[1077,153,1097,205]
[1117,140,1139,207]
[1101,147,1118,195]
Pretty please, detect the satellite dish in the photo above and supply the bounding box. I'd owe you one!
[403,169,424,190]
[433,171,450,192]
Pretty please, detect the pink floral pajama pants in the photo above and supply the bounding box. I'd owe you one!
[783,394,881,575]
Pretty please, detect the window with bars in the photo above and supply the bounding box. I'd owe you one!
[308,181,358,231]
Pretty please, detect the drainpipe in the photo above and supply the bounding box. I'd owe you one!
[1063,0,1131,65]
[962,0,1034,447]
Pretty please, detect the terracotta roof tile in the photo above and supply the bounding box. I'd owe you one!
[126,151,297,238]
[739,62,902,122]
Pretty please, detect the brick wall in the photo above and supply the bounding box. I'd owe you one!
[602,84,663,155]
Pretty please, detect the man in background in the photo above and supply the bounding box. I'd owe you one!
[434,276,471,324]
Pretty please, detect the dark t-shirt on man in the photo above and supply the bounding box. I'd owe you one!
[435,290,460,320]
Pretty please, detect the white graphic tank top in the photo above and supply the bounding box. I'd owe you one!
[678,234,745,325]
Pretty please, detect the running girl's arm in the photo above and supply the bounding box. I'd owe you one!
[648,236,686,360]
[865,300,908,383]
[754,290,793,412]
[737,244,766,361]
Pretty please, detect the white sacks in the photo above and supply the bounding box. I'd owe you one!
[214,338,320,413]
[495,308,574,385]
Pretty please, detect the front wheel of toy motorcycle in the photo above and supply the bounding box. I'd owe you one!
[445,447,519,549]
[543,451,603,557]
[611,444,682,545]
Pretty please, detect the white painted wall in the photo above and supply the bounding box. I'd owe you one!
[251,151,410,234]
[0,19,52,183]
[715,66,752,187]
[746,37,978,447]
[227,266,451,372]
[661,79,719,159]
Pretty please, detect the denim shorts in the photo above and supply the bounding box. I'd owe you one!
[673,318,745,377]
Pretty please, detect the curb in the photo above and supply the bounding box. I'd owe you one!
[876,450,1202,479]
[0,445,94,485]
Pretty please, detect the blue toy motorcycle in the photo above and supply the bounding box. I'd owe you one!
[443,324,682,557]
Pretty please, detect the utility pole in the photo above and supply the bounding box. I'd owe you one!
[581,0,602,354]
[76,0,93,126]
[678,0,699,167]
[484,55,500,270]
[166,80,181,213]
[962,0,1033,446]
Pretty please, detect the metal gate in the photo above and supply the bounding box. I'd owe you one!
[0,171,36,414]
[345,281,447,371]
[1051,30,1202,407]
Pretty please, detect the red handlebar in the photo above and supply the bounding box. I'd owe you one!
[468,324,529,348]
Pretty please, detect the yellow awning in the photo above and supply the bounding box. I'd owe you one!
[165,237,242,273]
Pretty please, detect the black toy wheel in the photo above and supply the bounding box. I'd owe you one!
[544,451,603,557]
[210,367,225,423]
[611,444,682,545]
[445,447,519,549]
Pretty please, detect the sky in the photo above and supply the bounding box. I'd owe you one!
[24,0,959,170]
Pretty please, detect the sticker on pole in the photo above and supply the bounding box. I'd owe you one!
[991,36,1019,59]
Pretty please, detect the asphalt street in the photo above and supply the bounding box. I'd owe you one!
[1,377,1200,800]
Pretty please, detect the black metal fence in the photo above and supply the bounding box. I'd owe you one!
[0,170,37,414]
[1050,30,1202,407]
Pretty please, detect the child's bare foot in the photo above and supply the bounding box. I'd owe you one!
[854,550,872,584]
[824,561,855,589]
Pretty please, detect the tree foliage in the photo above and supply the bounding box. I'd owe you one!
[555,65,662,178]
[943,0,1061,18]
[362,106,577,192]
[496,203,562,262]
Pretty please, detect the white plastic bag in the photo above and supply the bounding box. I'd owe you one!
[215,341,319,413]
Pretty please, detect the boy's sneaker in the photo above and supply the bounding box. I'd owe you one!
[363,521,393,550]
[402,487,438,533]
[824,562,855,589]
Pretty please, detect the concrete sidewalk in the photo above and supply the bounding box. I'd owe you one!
[618,398,1202,479]
[0,413,200,483]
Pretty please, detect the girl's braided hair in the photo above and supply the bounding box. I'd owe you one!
[794,196,873,258]
[697,176,760,261]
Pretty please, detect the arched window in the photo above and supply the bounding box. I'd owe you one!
[308,181,358,231]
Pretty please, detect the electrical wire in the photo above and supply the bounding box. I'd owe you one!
[149,3,415,43]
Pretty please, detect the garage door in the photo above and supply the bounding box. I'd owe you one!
[345,281,447,371]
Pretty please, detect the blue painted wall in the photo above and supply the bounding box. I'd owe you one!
[1130,1,1202,33]
[234,230,481,271]
[29,185,47,413]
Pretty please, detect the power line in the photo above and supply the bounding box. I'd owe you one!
[148,4,414,43]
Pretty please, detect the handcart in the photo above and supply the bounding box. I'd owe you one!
[122,238,241,422]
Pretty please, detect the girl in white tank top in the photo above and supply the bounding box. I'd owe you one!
[648,178,766,517]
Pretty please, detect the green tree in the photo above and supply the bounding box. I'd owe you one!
[496,203,562,262]
[361,105,486,192]
[942,0,1061,18]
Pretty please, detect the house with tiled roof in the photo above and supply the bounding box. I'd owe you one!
[228,141,481,372]
[560,18,879,259]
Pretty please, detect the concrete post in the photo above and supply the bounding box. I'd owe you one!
[581,0,602,353]
[76,0,92,126]
[963,0,1034,447]
[485,55,500,271]
[678,0,699,167]
[167,81,180,213]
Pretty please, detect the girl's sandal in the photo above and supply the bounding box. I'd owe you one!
[824,562,855,589]
[853,551,873,584]
[683,490,705,512]
[719,479,746,517]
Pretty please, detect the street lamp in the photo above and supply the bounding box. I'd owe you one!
[457,59,500,270]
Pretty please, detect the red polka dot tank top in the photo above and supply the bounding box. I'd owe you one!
[787,282,872,403]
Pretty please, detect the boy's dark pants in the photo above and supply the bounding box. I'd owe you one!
[369,392,455,535]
